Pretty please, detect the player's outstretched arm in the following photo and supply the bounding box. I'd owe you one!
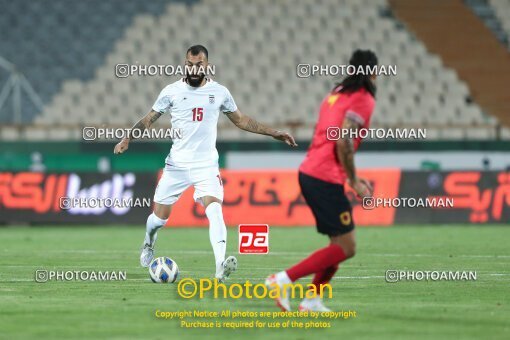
[225,109,297,147]
[336,117,373,198]
[113,110,162,154]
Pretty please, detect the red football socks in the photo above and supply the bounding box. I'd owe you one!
[286,243,347,282]
[312,264,339,289]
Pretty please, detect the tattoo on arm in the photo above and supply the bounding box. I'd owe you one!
[337,117,359,182]
[243,117,275,135]
[148,112,161,124]
[129,120,146,139]
[226,110,276,136]
[128,110,162,140]
[245,118,266,134]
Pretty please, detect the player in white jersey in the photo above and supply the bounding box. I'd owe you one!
[114,45,297,282]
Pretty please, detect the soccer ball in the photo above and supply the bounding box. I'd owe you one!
[149,257,179,283]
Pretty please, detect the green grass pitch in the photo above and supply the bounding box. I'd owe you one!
[0,225,509,339]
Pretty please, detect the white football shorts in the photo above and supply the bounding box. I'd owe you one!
[153,163,224,206]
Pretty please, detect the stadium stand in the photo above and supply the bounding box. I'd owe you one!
[466,0,509,48]
[1,0,507,141]
[488,0,510,47]
[0,0,187,124]
[390,0,510,131]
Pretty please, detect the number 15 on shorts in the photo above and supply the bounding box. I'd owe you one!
[238,224,269,254]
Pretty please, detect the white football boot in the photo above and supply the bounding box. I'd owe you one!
[298,297,331,312]
[265,274,291,311]
[140,244,155,267]
[215,256,238,283]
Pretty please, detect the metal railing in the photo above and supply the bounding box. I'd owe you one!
[0,56,44,123]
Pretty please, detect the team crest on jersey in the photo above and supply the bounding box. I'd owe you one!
[209,94,215,104]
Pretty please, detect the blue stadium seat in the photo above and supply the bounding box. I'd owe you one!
[0,0,196,123]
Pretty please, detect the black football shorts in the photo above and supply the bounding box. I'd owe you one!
[298,171,354,236]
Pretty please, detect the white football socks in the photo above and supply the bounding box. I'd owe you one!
[144,212,168,247]
[205,202,227,274]
[276,271,292,285]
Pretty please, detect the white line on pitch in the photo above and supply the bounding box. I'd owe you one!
[5,249,509,258]
[5,273,510,283]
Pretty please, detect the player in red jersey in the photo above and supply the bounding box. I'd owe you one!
[266,50,378,311]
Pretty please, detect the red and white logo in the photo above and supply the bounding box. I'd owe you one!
[238,224,269,254]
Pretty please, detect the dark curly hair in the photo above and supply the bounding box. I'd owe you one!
[335,49,378,97]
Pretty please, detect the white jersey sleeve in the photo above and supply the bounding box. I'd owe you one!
[220,87,238,113]
[152,86,173,114]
